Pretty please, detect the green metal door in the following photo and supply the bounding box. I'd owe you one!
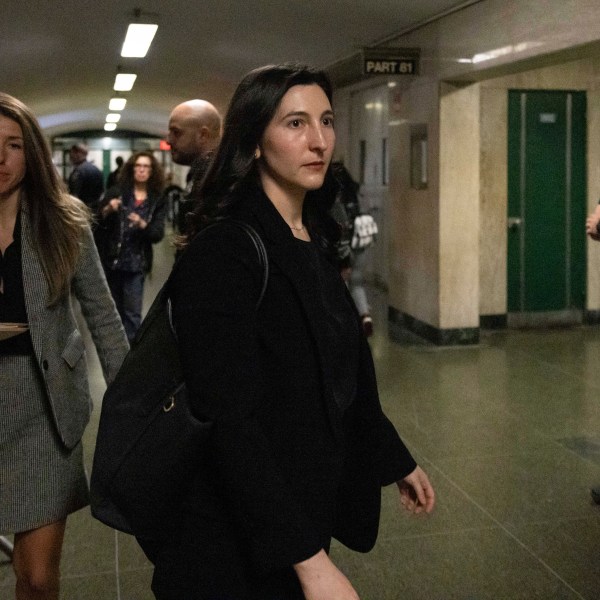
[507,90,586,317]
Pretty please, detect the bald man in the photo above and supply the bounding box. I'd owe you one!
[167,99,222,232]
[168,99,221,166]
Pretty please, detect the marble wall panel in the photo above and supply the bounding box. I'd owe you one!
[439,83,480,329]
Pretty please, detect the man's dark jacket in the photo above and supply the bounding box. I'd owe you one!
[68,160,104,211]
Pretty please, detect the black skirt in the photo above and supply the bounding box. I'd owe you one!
[144,512,305,600]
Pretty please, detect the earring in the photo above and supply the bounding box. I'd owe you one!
[254,149,260,160]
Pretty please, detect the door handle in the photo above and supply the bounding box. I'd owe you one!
[507,217,522,230]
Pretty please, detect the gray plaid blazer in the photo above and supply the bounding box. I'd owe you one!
[20,200,129,449]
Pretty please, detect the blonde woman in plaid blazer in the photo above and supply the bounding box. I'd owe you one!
[0,93,129,600]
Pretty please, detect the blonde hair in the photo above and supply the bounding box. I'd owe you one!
[0,92,91,305]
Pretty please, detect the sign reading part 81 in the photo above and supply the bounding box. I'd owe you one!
[363,48,420,76]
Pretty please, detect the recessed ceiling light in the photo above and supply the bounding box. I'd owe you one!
[106,113,121,123]
[104,123,117,131]
[121,23,158,58]
[109,98,127,111]
[114,74,137,91]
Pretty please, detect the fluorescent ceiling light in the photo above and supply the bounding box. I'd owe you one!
[472,45,514,64]
[104,123,117,132]
[106,113,121,123]
[471,41,544,64]
[109,98,127,111]
[121,23,158,58]
[114,73,137,91]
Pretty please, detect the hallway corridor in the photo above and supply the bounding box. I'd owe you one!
[1,234,600,599]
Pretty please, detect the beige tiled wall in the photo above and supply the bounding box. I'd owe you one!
[388,77,441,326]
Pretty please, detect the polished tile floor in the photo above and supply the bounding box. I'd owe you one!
[2,236,600,599]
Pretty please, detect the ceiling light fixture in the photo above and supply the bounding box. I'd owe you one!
[121,23,158,58]
[471,41,544,64]
[109,98,127,111]
[106,113,121,123]
[114,73,137,91]
[104,123,117,132]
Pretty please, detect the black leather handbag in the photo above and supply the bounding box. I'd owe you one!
[90,220,268,539]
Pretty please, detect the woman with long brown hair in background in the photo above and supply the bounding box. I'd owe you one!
[98,150,167,342]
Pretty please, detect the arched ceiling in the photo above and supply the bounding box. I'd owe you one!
[1,0,477,138]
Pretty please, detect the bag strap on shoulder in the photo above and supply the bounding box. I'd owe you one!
[131,220,268,348]
[165,219,269,337]
[203,219,269,309]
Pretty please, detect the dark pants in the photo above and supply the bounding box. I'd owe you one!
[106,269,145,342]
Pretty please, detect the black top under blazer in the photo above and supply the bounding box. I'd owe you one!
[170,186,417,575]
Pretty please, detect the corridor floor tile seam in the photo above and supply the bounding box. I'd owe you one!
[403,441,591,600]
[395,337,600,394]
[376,524,502,542]
[502,515,600,531]
[554,436,600,467]
[57,565,152,582]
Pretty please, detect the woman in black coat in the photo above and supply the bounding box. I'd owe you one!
[149,63,435,600]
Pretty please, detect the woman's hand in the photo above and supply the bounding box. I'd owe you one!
[127,212,147,229]
[102,197,122,217]
[585,204,600,241]
[586,214,600,240]
[294,549,360,600]
[397,465,435,514]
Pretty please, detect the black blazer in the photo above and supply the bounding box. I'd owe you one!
[170,187,416,575]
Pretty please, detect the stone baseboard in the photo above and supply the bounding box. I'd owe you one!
[480,314,507,329]
[388,307,479,346]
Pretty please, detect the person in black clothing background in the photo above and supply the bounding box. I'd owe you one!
[97,151,166,341]
[330,162,375,337]
[106,155,124,189]
[67,143,104,211]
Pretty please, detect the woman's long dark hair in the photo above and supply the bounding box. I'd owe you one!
[182,63,340,250]
[118,151,164,197]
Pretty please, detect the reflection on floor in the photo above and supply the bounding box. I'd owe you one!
[2,234,600,599]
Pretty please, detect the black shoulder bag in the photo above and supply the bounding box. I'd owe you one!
[90,220,268,539]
